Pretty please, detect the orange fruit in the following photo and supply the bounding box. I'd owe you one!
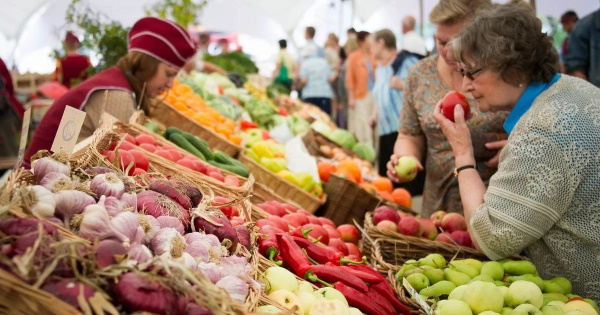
[337,160,361,183]
[378,191,395,202]
[371,177,393,193]
[229,135,242,145]
[360,182,377,194]
[318,161,336,182]
[392,188,412,208]
[334,169,357,183]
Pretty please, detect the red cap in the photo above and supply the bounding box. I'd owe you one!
[128,17,196,69]
[64,31,80,45]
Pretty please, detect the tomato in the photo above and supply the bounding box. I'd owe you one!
[107,149,136,175]
[138,143,157,153]
[135,133,156,146]
[441,91,470,122]
[131,168,147,176]
[177,159,196,171]
[166,149,183,161]
[120,133,136,144]
[110,140,136,151]
[128,149,149,171]
[155,149,174,161]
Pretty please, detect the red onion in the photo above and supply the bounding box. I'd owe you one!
[41,280,95,310]
[234,225,251,251]
[0,218,57,236]
[137,190,190,229]
[192,208,238,251]
[95,239,128,268]
[112,273,179,314]
[149,179,192,210]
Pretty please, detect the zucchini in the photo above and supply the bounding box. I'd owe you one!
[164,126,184,139]
[182,133,213,160]
[169,133,206,160]
[208,160,249,178]
[213,150,246,168]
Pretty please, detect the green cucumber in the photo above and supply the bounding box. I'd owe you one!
[208,160,249,178]
[164,126,184,139]
[213,150,246,168]
[144,121,160,133]
[169,133,206,160]
[181,133,213,160]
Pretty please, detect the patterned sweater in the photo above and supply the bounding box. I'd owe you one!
[470,75,600,302]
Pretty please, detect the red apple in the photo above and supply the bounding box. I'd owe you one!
[328,238,349,255]
[229,216,244,227]
[376,220,398,232]
[345,243,362,257]
[441,91,470,122]
[397,211,411,221]
[307,216,321,225]
[398,216,422,237]
[317,217,336,228]
[450,230,472,247]
[430,210,447,229]
[435,232,454,244]
[373,206,400,225]
[282,213,309,228]
[301,224,330,245]
[257,203,286,217]
[267,215,290,231]
[337,224,360,244]
[323,225,341,239]
[419,218,438,240]
[440,213,467,232]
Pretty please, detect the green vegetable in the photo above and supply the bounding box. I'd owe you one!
[168,133,206,160]
[204,52,258,81]
[164,126,184,139]
[144,121,160,133]
[208,160,249,178]
[352,142,376,162]
[181,133,213,161]
[326,129,357,150]
[213,151,247,169]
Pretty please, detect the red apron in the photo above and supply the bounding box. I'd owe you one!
[23,66,133,167]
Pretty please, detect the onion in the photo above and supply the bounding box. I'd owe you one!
[54,190,95,224]
[215,276,249,302]
[112,273,179,314]
[234,225,251,251]
[170,179,203,207]
[149,179,192,210]
[157,216,184,235]
[41,280,95,310]
[0,218,57,236]
[95,239,128,268]
[137,190,190,228]
[32,156,70,182]
[192,208,238,250]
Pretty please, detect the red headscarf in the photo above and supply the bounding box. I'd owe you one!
[64,31,80,46]
[128,17,196,68]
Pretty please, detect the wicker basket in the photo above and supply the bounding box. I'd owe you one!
[147,100,241,157]
[322,174,381,226]
[301,128,360,160]
[362,212,488,274]
[238,154,325,213]
[250,181,302,210]
[387,270,428,315]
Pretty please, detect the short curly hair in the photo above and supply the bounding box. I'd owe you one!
[451,2,559,85]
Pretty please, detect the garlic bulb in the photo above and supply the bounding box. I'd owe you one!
[216,276,249,302]
[151,228,186,259]
[23,185,55,219]
[197,262,222,283]
[138,215,160,244]
[156,216,184,235]
[128,227,152,263]
[174,252,197,271]
[79,203,129,244]
[91,173,125,199]
[119,193,137,210]
[104,196,121,217]
[40,172,73,192]
[32,156,70,182]
[111,212,140,240]
[184,239,210,262]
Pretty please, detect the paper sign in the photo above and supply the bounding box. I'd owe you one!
[285,136,320,183]
[16,108,32,168]
[403,277,434,315]
[51,106,87,155]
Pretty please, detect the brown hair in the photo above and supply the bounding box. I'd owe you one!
[452,2,559,84]
[429,0,493,25]
[306,26,316,38]
[116,51,160,112]
[374,29,397,49]
[357,31,371,44]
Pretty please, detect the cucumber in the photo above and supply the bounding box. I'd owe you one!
[182,133,213,160]
[144,121,160,133]
[213,150,246,168]
[169,133,206,160]
[208,160,249,178]
[165,126,184,139]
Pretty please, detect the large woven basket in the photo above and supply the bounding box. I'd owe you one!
[322,174,381,226]
[238,154,325,213]
[387,270,428,315]
[301,128,360,160]
[147,100,241,157]
[362,212,488,274]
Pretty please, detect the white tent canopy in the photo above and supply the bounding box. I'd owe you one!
[1,0,598,73]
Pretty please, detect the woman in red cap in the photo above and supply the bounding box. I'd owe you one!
[23,17,196,167]
[54,31,92,88]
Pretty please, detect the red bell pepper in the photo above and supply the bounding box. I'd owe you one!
[310,265,368,293]
[278,107,289,116]
[333,282,387,315]
[258,226,283,266]
[347,265,411,314]
[240,120,258,130]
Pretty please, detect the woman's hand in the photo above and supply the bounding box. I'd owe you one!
[484,140,508,168]
[432,101,475,166]
[387,153,423,183]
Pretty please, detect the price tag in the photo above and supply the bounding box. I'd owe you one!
[403,277,434,315]
[16,108,32,168]
[51,106,87,156]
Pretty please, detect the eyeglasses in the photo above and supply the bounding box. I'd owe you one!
[460,68,484,80]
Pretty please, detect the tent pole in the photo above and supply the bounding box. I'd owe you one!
[419,0,424,36]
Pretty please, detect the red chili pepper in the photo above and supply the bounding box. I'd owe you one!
[258,226,283,266]
[365,286,397,315]
[278,107,289,116]
[333,252,367,265]
[291,236,367,266]
[311,265,368,293]
[240,120,258,130]
[347,265,411,314]
[290,226,312,239]
[276,234,312,276]
[338,266,383,284]
[333,282,387,315]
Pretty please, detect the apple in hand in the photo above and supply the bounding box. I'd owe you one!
[268,290,303,314]
[262,266,298,294]
[337,224,360,244]
[373,205,400,225]
[441,91,470,122]
[394,156,419,182]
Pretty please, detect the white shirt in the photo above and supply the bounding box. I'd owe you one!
[402,30,427,56]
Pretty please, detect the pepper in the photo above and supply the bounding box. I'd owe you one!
[338,266,383,284]
[258,226,283,266]
[240,120,258,130]
[276,234,312,277]
[347,265,411,314]
[289,226,312,239]
[310,265,368,293]
[365,286,397,315]
[333,282,387,315]
[290,236,367,266]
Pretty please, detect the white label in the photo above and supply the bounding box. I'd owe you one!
[16,108,32,168]
[402,277,434,315]
[51,106,87,156]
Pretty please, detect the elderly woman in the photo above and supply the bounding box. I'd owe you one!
[434,3,600,301]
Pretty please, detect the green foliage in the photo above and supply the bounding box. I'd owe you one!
[65,0,129,74]
[204,52,259,81]
[146,0,207,28]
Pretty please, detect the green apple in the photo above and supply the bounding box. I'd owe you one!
[448,285,468,300]
[435,299,473,315]
[394,156,419,182]
[481,261,505,281]
[543,277,572,295]
[583,299,600,314]
[451,259,484,274]
[462,281,504,314]
[269,290,303,314]
[452,264,480,279]
[262,266,299,294]
[314,288,349,307]
[562,300,599,315]
[506,280,544,309]
[502,307,515,315]
[420,280,456,297]
[470,275,495,284]
[297,292,318,315]
[407,273,431,292]
[546,301,566,308]
[564,311,588,315]
[480,312,502,315]
[419,254,447,269]
[424,268,446,284]
[348,307,364,315]
[296,281,315,294]
[507,275,545,291]
[257,305,282,313]
[512,304,542,315]
[308,299,350,315]
[543,293,568,306]
[444,268,472,286]
[540,305,565,315]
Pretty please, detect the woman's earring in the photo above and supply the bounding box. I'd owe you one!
[519,83,524,87]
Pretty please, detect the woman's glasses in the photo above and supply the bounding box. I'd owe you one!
[460,68,484,80]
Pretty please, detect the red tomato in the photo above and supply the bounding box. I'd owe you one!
[110,140,136,151]
[138,143,157,153]
[224,175,240,187]
[131,168,147,176]
[120,133,136,144]
[177,159,196,171]
[135,133,156,146]
[128,149,149,171]
[167,149,183,161]
[155,149,174,161]
[441,91,470,122]
[107,149,136,175]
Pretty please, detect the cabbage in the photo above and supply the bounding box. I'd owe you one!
[327,129,356,150]
[352,142,376,162]
[311,121,332,135]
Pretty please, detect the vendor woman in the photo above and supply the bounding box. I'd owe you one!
[23,17,196,167]
[434,3,600,301]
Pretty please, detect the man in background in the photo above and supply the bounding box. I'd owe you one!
[273,39,297,90]
[565,9,600,87]
[560,10,579,72]
[401,16,427,57]
[304,26,324,57]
